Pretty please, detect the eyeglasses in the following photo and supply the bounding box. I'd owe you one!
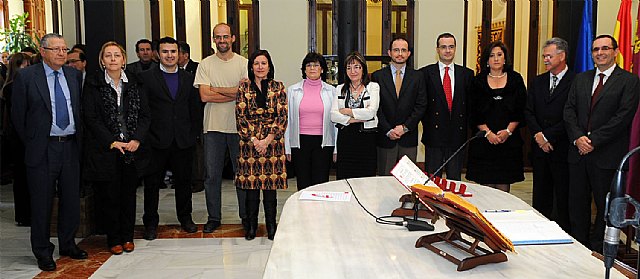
[391,48,409,54]
[213,35,231,41]
[306,63,321,68]
[66,59,81,64]
[43,47,70,53]
[592,46,614,52]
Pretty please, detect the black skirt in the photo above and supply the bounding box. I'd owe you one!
[335,123,377,179]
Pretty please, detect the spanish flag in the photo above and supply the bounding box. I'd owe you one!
[613,0,632,71]
[627,2,640,211]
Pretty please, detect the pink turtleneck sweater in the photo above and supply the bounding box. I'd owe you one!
[299,78,324,135]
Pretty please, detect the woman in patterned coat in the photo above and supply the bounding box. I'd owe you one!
[236,49,288,241]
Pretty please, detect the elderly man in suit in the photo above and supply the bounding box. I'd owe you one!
[419,33,473,180]
[564,34,640,251]
[525,37,575,233]
[139,37,202,240]
[11,33,88,271]
[372,36,427,175]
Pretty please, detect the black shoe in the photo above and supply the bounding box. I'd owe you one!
[144,226,158,240]
[192,183,204,193]
[181,221,198,233]
[37,256,56,271]
[203,220,221,233]
[59,246,88,259]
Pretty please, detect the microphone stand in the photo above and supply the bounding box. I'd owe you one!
[604,145,640,279]
[402,131,487,232]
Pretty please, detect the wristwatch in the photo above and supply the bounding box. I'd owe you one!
[402,125,409,133]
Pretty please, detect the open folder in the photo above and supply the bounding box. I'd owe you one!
[483,210,573,245]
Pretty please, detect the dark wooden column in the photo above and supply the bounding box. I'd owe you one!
[226,0,240,54]
[480,0,492,53]
[503,0,515,52]
[308,0,317,52]
[553,0,595,69]
[150,0,160,40]
[74,0,82,43]
[175,0,186,41]
[336,0,359,83]
[252,0,260,51]
[381,0,391,56]
[527,0,540,86]
[84,0,126,72]
[51,0,59,33]
[463,0,469,67]
[406,0,415,68]
[200,0,211,58]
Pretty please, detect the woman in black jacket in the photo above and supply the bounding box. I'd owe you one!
[82,41,150,255]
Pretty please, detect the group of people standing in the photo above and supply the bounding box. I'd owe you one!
[4,19,639,271]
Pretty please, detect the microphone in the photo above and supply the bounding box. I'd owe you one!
[603,145,640,278]
[423,130,486,185]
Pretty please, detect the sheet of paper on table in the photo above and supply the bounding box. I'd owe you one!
[483,210,574,245]
[299,191,352,202]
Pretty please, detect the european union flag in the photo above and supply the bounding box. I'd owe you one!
[574,0,594,73]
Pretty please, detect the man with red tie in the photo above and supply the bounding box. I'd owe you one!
[419,33,474,180]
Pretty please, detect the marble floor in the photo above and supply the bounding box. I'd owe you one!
[0,174,534,278]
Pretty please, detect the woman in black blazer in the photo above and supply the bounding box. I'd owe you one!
[82,41,150,255]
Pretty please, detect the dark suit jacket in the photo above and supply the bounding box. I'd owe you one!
[183,59,199,75]
[419,63,474,148]
[11,63,83,166]
[139,66,201,150]
[82,70,150,180]
[371,66,427,148]
[127,60,158,75]
[525,69,575,162]
[563,66,640,169]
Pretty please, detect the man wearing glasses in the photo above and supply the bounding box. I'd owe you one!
[193,23,248,234]
[11,33,87,271]
[371,36,426,175]
[564,34,640,251]
[419,33,473,181]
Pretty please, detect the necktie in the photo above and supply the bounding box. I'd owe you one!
[443,66,453,111]
[54,71,70,129]
[395,69,403,97]
[588,73,605,131]
[549,75,558,96]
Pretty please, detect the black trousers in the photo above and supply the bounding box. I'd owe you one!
[144,142,194,227]
[10,138,30,224]
[568,156,615,251]
[246,189,277,218]
[424,146,464,181]
[93,155,138,247]
[532,155,570,233]
[291,135,333,191]
[27,139,80,259]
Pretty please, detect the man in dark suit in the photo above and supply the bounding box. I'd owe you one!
[419,33,473,180]
[564,34,640,250]
[11,33,88,271]
[372,36,427,175]
[127,39,157,75]
[140,37,202,240]
[525,37,575,233]
[178,41,199,75]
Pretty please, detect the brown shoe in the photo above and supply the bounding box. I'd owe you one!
[110,245,123,255]
[123,242,135,253]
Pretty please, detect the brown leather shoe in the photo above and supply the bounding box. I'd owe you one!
[110,245,123,255]
[123,242,135,253]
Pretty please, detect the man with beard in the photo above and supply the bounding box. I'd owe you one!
[193,23,248,233]
[139,37,201,240]
[524,37,575,233]
[372,36,427,175]
[419,33,473,181]
[127,39,157,75]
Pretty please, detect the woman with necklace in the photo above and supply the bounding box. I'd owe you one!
[466,41,526,192]
[236,49,288,241]
[331,51,380,179]
[82,41,150,254]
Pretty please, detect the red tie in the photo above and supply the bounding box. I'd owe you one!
[443,66,453,111]
[588,73,605,131]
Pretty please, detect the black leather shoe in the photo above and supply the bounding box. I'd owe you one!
[203,220,221,233]
[37,257,56,271]
[181,221,198,233]
[144,226,158,240]
[59,246,88,259]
